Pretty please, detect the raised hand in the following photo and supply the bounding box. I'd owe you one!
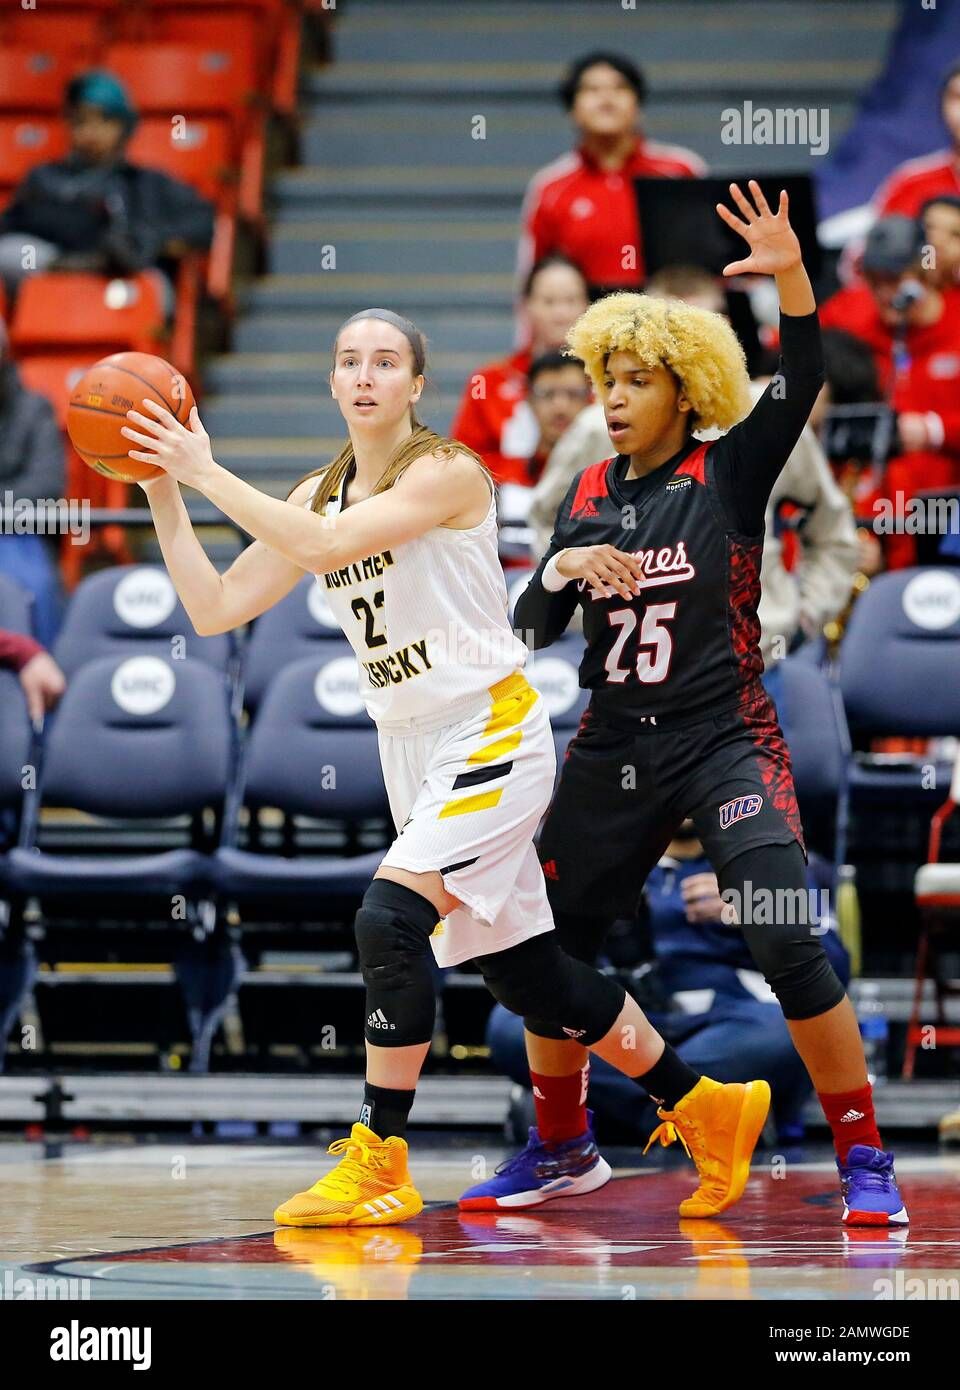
[716,179,802,278]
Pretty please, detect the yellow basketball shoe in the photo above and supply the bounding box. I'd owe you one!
[643,1076,771,1218]
[274,1123,424,1228]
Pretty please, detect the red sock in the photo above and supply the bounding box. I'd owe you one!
[818,1084,883,1162]
[530,1065,589,1143]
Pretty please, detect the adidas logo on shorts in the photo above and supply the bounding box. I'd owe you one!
[367,1008,396,1031]
[562,1027,587,1039]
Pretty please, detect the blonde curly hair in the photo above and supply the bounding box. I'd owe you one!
[565,292,751,432]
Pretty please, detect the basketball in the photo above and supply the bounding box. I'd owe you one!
[66,352,196,483]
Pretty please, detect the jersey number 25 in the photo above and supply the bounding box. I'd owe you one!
[604,602,676,684]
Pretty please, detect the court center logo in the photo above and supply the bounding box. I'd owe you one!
[112,567,177,629]
[111,656,176,716]
[719,793,763,829]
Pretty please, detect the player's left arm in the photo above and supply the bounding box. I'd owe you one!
[121,403,488,570]
[711,181,825,535]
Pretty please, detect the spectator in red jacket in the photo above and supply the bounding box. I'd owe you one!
[921,195,960,290]
[820,215,960,566]
[0,628,66,723]
[450,255,589,486]
[873,59,960,217]
[516,51,705,297]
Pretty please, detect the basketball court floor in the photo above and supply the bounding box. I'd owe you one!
[3,1137,958,1300]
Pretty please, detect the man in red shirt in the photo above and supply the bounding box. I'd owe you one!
[516,51,706,295]
[820,216,960,566]
[873,60,960,217]
[451,255,589,486]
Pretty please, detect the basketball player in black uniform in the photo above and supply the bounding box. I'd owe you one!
[461,182,907,1226]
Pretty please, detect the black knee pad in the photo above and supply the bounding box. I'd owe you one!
[475,934,625,1046]
[720,842,847,1021]
[355,878,438,1046]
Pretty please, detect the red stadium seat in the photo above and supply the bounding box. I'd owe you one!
[0,117,70,205]
[126,116,237,205]
[17,354,98,431]
[128,1,303,118]
[15,349,135,584]
[104,41,259,120]
[104,40,265,225]
[10,272,167,357]
[126,116,239,317]
[0,47,86,115]
[0,8,111,58]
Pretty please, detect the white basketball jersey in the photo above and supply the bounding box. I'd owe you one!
[308,472,528,728]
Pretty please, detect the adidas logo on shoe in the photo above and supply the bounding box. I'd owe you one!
[840,1108,866,1122]
[367,1008,396,1031]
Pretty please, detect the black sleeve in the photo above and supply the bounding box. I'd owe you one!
[513,474,582,649]
[710,309,825,535]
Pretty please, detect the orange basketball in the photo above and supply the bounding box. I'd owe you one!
[67,352,196,483]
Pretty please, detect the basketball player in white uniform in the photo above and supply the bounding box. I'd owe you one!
[124,308,770,1227]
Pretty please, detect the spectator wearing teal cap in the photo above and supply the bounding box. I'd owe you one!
[0,69,214,314]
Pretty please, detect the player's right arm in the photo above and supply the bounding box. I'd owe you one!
[514,475,641,648]
[138,473,317,636]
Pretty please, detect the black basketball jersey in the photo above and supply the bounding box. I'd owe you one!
[544,441,763,725]
[514,310,826,729]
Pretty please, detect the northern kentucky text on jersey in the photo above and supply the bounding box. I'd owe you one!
[322,550,395,589]
[363,637,433,689]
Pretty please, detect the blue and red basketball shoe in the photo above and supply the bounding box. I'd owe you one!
[458,1113,612,1211]
[838,1145,909,1226]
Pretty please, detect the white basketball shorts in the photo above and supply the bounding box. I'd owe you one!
[376,670,557,968]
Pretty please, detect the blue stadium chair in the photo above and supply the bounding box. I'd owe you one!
[212,647,388,906]
[4,653,236,1071]
[52,565,234,678]
[0,670,30,814]
[7,653,232,898]
[242,572,344,712]
[765,655,848,861]
[0,669,32,862]
[0,668,38,1071]
[0,573,33,636]
[837,568,960,808]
